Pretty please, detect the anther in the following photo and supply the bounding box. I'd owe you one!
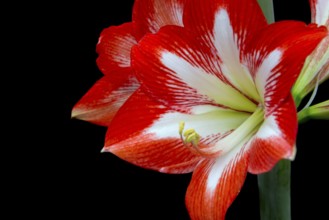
[178,121,200,146]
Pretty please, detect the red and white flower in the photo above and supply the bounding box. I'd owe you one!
[72,0,186,126]
[292,0,329,105]
[100,0,326,219]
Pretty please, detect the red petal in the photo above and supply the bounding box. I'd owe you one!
[72,75,139,126]
[247,21,327,115]
[183,0,267,52]
[248,95,297,174]
[102,89,202,174]
[183,0,267,102]
[132,26,257,113]
[132,0,186,40]
[96,22,137,77]
[186,146,248,220]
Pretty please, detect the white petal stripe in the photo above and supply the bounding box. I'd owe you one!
[314,0,329,25]
[254,49,282,104]
[213,9,259,101]
[207,134,250,192]
[161,52,258,112]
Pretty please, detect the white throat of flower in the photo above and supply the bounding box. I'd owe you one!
[179,107,265,157]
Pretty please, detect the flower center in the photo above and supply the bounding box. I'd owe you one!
[179,107,264,157]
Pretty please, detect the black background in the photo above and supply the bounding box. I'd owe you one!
[29,0,328,219]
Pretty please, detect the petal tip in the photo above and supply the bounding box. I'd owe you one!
[100,147,108,153]
[71,106,88,121]
[286,144,297,161]
[71,107,82,119]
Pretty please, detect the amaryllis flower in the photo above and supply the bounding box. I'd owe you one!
[101,0,327,219]
[71,0,186,126]
[292,0,329,106]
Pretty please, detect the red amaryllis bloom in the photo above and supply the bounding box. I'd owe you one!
[72,0,186,126]
[101,0,327,219]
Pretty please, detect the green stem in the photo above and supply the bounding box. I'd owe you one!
[257,0,275,23]
[297,100,329,123]
[297,107,311,124]
[258,160,291,220]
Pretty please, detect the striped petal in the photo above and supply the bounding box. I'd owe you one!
[185,141,249,220]
[183,0,267,101]
[293,37,329,101]
[248,95,297,174]
[310,0,329,26]
[132,0,186,40]
[246,21,327,115]
[131,26,257,113]
[292,0,329,100]
[102,89,250,173]
[71,75,139,126]
[96,22,137,76]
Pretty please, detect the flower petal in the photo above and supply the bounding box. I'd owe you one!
[102,89,199,173]
[96,22,137,76]
[183,0,267,101]
[247,21,328,115]
[292,13,329,100]
[185,143,249,220]
[131,26,257,113]
[132,0,186,40]
[310,0,329,26]
[291,0,329,101]
[72,75,139,126]
[102,89,250,173]
[294,38,329,100]
[248,95,297,174]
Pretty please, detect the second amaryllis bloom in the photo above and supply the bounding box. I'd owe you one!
[101,0,327,219]
[72,0,186,126]
[292,0,329,106]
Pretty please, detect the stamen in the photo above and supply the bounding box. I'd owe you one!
[178,121,201,147]
[301,73,320,110]
[185,131,200,146]
[183,128,196,138]
[177,121,223,158]
[178,122,219,158]
[178,121,185,137]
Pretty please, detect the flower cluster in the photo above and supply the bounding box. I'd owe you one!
[72,0,327,219]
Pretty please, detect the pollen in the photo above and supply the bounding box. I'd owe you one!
[179,121,201,147]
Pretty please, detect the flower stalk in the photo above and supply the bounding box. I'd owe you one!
[258,160,291,220]
[257,1,291,220]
